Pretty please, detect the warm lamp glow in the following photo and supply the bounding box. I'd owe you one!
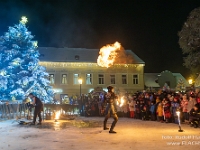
[188,79,193,85]
[78,78,82,84]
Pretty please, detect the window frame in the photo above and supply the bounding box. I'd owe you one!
[110,74,116,84]
[122,74,127,85]
[61,74,68,84]
[98,74,104,85]
[133,74,139,85]
[86,73,92,85]
[73,73,80,85]
[49,74,55,84]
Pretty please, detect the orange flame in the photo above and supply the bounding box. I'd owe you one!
[55,111,60,120]
[117,96,125,107]
[97,42,121,68]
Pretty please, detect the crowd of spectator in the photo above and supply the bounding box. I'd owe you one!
[78,88,200,128]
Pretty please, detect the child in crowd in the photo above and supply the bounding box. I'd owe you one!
[135,100,140,119]
[163,98,171,123]
[150,101,156,121]
[141,105,150,120]
[181,94,189,122]
[128,99,135,118]
[156,102,163,122]
[171,97,180,123]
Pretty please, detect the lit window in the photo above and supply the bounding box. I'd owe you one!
[61,74,67,84]
[122,74,127,84]
[98,74,104,84]
[49,74,55,84]
[74,74,79,84]
[110,75,115,84]
[133,74,139,84]
[86,74,92,84]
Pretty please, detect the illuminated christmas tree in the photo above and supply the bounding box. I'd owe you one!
[176,79,186,92]
[0,16,54,101]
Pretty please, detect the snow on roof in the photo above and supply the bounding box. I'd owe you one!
[172,73,190,87]
[144,73,160,88]
[38,47,145,64]
[144,73,190,88]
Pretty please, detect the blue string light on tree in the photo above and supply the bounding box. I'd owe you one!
[0,16,54,101]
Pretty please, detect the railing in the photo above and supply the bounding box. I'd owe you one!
[0,102,79,121]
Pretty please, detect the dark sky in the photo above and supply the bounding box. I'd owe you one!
[0,0,200,77]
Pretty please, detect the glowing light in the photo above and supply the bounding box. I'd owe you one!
[20,16,28,24]
[176,110,183,132]
[33,41,38,48]
[53,88,63,93]
[97,41,121,68]
[0,70,6,76]
[117,96,125,107]
[78,78,82,84]
[188,79,193,85]
[55,111,61,120]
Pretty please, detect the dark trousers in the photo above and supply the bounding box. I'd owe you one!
[33,107,42,123]
[183,112,189,121]
[104,113,118,131]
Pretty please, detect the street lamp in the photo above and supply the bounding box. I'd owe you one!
[188,78,193,85]
[78,78,82,97]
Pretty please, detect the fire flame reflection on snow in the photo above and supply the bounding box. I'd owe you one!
[55,111,61,120]
[97,41,134,68]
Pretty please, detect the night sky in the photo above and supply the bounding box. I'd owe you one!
[1,0,200,77]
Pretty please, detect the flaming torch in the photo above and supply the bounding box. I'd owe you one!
[117,96,125,107]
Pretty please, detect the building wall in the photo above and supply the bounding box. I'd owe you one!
[40,62,144,99]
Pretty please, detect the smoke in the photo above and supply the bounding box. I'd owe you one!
[0,0,98,48]
[114,45,134,64]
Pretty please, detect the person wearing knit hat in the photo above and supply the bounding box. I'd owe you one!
[103,86,119,133]
[189,103,200,128]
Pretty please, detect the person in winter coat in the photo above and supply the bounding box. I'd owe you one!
[163,98,171,123]
[181,94,189,122]
[141,105,150,120]
[156,102,163,122]
[150,101,156,121]
[28,93,43,125]
[128,99,135,118]
[135,100,140,119]
[171,97,180,123]
[187,94,197,121]
[189,104,200,128]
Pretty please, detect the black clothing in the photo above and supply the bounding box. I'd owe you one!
[103,92,118,133]
[189,108,200,127]
[33,96,43,124]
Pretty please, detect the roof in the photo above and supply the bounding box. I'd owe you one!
[144,73,160,88]
[172,73,190,87]
[144,73,190,88]
[38,47,145,64]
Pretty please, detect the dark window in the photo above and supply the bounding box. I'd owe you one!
[98,74,104,84]
[122,75,127,84]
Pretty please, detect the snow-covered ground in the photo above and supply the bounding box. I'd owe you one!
[0,117,200,150]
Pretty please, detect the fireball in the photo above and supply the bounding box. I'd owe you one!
[97,42,121,68]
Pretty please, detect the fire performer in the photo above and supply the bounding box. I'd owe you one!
[103,86,119,133]
[28,93,43,125]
